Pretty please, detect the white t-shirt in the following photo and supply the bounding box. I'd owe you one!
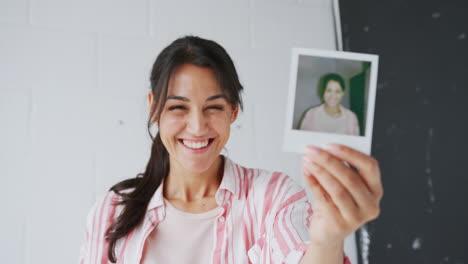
[141,198,224,264]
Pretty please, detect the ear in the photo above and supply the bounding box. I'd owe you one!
[147,91,153,106]
[230,104,239,124]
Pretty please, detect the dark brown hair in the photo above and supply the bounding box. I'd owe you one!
[105,35,244,262]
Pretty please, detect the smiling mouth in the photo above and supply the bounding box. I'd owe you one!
[178,138,215,150]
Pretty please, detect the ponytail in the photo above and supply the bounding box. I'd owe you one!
[105,131,169,262]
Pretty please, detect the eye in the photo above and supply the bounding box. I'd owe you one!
[207,105,224,110]
[168,105,187,111]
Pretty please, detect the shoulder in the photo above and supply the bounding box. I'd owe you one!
[93,188,132,212]
[304,105,321,116]
[230,159,299,193]
[85,192,112,224]
[232,160,308,212]
[341,106,358,119]
[255,169,304,198]
[299,105,322,129]
[85,189,129,231]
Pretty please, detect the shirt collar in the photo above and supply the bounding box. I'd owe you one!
[146,155,239,211]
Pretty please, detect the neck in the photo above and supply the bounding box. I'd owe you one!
[164,155,224,202]
[323,103,341,116]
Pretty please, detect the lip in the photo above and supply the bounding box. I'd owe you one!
[178,138,215,154]
[179,138,213,143]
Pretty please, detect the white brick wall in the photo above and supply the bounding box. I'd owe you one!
[0,0,357,263]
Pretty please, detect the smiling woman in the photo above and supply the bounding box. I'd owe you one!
[79,36,382,264]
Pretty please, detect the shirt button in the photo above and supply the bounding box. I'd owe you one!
[218,216,225,223]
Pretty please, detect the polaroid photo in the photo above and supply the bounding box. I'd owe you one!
[283,48,379,155]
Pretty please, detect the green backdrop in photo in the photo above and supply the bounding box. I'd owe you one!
[350,72,366,136]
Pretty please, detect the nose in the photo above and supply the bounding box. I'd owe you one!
[186,110,208,135]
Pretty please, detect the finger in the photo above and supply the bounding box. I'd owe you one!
[303,155,360,224]
[302,166,327,204]
[302,166,340,215]
[323,143,383,199]
[304,146,375,212]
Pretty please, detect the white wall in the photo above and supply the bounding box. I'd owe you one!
[0,0,357,263]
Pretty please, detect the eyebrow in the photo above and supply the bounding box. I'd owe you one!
[166,94,227,102]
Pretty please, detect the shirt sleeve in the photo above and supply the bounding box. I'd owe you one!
[78,191,118,264]
[264,175,352,264]
[79,199,98,264]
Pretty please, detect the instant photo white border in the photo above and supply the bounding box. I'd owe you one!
[283,48,379,155]
[332,0,343,51]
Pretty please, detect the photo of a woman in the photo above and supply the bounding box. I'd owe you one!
[298,73,360,136]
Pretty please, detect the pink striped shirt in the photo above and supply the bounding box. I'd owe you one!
[79,155,351,264]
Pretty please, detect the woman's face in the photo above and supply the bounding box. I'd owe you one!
[323,80,344,107]
[151,64,238,174]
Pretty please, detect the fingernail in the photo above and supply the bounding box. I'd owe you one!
[305,146,321,156]
[324,143,341,152]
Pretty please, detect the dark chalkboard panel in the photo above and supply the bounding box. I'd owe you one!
[338,0,468,263]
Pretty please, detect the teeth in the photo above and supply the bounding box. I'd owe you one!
[182,139,209,149]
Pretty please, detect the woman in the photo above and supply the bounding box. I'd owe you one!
[298,73,361,136]
[79,36,383,264]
